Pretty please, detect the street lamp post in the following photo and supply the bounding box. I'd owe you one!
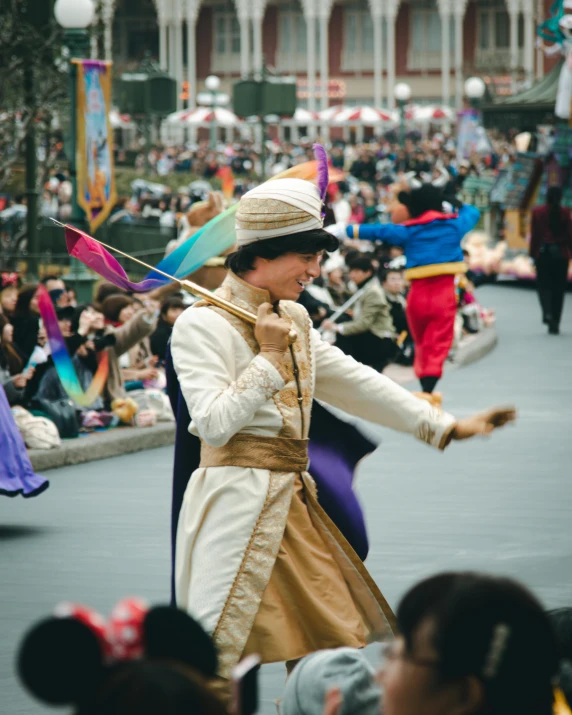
[54,0,94,294]
[394,82,412,150]
[23,48,38,279]
[464,76,486,113]
[205,75,221,149]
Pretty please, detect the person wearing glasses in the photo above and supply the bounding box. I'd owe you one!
[379,572,566,715]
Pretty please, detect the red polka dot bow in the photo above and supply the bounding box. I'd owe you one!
[53,597,149,662]
[1,272,18,288]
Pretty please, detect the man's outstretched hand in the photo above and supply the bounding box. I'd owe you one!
[452,407,517,441]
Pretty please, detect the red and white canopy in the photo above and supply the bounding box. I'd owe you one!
[109,110,134,129]
[166,107,241,126]
[397,104,455,124]
[415,105,456,123]
[331,106,395,125]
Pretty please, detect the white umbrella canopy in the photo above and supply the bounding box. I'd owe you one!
[331,105,396,126]
[318,104,347,121]
[289,107,319,123]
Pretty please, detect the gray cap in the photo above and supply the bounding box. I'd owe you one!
[281,648,382,715]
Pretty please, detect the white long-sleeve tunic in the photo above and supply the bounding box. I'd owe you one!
[171,271,455,678]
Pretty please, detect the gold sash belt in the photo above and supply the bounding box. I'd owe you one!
[200,434,309,472]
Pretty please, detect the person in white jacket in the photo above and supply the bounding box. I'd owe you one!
[171,176,515,702]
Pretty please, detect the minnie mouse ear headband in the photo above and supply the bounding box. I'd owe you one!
[17,598,218,707]
[1,272,19,290]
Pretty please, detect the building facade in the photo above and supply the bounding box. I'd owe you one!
[100,0,558,112]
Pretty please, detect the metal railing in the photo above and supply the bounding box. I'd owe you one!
[1,217,177,275]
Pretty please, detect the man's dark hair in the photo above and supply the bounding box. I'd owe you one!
[160,296,185,316]
[225,229,339,275]
[348,257,374,274]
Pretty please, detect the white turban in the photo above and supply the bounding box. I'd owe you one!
[235,178,324,247]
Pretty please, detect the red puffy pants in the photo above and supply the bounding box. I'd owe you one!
[406,274,457,380]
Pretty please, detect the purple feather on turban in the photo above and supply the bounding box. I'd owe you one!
[313,143,329,207]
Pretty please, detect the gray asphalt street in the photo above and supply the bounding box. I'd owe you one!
[1,284,571,714]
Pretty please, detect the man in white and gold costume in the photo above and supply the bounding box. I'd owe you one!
[171,175,514,696]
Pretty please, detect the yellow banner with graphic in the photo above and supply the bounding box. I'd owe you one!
[74,59,117,232]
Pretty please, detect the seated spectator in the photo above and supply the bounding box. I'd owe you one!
[306,275,336,310]
[349,195,366,225]
[93,281,127,312]
[150,296,185,362]
[0,313,33,406]
[99,294,158,407]
[329,185,351,225]
[298,288,331,329]
[1,274,19,318]
[380,572,563,715]
[282,648,381,715]
[382,268,414,366]
[324,263,352,308]
[34,306,109,415]
[66,285,78,308]
[11,284,40,364]
[322,257,396,372]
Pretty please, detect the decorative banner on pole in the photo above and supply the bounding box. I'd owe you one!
[456,110,492,163]
[74,60,117,232]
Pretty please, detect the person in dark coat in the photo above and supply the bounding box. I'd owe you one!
[530,186,572,335]
[11,285,40,364]
[150,296,185,362]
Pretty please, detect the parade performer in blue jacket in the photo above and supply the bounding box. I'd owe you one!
[348,185,480,398]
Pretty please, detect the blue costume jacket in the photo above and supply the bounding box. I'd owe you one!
[347,205,480,280]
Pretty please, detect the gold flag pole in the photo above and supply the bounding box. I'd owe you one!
[52,220,297,343]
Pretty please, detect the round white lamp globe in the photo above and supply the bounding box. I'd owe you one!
[464,77,486,100]
[205,75,221,92]
[54,0,95,28]
[394,82,412,103]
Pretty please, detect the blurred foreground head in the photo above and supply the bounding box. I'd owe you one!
[282,647,381,715]
[17,600,223,715]
[380,572,563,715]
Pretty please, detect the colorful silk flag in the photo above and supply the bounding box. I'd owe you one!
[64,152,347,293]
[36,285,109,408]
[74,59,117,232]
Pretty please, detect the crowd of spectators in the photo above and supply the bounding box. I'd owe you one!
[15,570,572,715]
[0,128,500,449]
[0,270,189,447]
[1,129,518,237]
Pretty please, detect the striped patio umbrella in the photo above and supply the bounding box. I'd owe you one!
[331,106,395,125]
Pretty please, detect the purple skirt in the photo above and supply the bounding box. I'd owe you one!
[0,387,49,498]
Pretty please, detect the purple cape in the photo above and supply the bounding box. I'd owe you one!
[0,387,49,498]
[165,344,375,601]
